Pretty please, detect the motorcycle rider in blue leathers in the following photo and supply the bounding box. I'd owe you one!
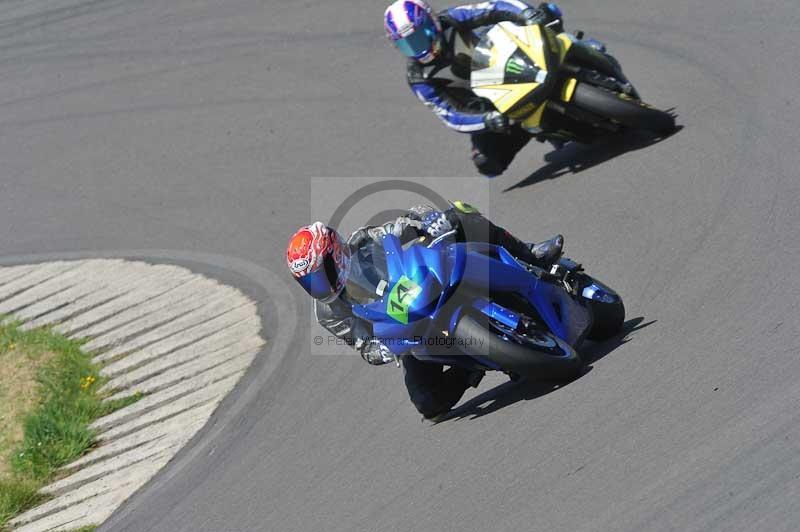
[384,0,628,177]
[287,203,564,419]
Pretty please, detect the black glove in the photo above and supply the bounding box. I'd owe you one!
[519,7,545,25]
[483,111,509,133]
[520,4,563,29]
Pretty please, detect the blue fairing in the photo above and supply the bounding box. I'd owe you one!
[456,242,571,340]
[350,235,590,371]
[352,235,467,354]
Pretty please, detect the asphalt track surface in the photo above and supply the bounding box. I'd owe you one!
[1,0,799,531]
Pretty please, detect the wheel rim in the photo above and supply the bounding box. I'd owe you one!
[489,318,558,350]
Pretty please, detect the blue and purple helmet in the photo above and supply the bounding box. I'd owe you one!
[384,0,442,63]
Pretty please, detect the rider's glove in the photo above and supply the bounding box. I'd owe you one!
[520,4,563,30]
[519,7,545,25]
[483,111,510,133]
[360,338,394,365]
[541,3,563,19]
[421,210,453,239]
[347,227,370,249]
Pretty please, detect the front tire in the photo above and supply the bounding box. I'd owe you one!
[571,83,675,135]
[454,315,582,381]
[586,298,626,341]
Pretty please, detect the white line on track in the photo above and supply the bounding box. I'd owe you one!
[6,259,264,532]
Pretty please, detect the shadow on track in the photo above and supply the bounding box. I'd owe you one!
[434,317,656,423]
[504,127,682,192]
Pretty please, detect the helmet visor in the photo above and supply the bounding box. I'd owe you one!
[297,253,341,302]
[393,19,438,59]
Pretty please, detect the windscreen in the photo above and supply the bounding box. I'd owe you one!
[345,239,389,305]
[471,35,494,71]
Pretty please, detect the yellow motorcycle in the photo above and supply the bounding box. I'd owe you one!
[471,21,675,143]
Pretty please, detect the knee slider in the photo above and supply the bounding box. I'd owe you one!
[471,149,506,176]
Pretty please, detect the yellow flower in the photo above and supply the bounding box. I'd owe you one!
[80,375,96,390]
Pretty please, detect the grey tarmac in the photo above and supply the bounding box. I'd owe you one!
[0,0,798,531]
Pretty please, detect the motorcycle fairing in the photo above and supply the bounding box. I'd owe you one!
[471,22,561,124]
[454,242,576,342]
[352,235,590,358]
[352,235,466,355]
[471,23,593,130]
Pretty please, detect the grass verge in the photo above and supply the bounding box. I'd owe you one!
[0,322,140,529]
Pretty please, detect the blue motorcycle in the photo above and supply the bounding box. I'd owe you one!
[347,231,625,380]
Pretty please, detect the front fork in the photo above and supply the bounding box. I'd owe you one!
[533,52,640,140]
[525,33,639,141]
[559,34,639,99]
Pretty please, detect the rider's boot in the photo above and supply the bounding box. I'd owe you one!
[471,148,503,178]
[530,234,564,266]
[536,133,567,151]
[603,53,639,99]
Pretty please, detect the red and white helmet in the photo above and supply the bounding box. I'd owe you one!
[287,222,351,302]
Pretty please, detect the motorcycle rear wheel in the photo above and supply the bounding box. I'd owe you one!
[571,83,675,135]
[454,314,582,380]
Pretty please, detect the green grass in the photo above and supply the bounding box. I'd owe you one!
[0,478,42,526]
[0,322,140,530]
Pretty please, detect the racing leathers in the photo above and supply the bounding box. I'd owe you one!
[407,1,560,176]
[313,203,564,418]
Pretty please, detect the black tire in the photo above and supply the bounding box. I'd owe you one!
[571,83,675,134]
[586,298,626,341]
[453,314,582,381]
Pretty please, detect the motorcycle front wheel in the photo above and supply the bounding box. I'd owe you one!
[585,297,626,341]
[571,83,676,135]
[454,314,583,380]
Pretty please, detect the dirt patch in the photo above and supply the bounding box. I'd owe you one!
[0,346,55,480]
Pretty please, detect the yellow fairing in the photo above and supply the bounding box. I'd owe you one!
[521,102,547,129]
[473,82,541,113]
[474,25,552,113]
[471,24,570,124]
[556,32,574,63]
[561,78,578,102]
[502,24,547,71]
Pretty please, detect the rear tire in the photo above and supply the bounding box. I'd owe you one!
[453,315,582,381]
[571,83,675,134]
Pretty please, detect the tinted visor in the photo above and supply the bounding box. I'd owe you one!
[297,253,341,301]
[394,19,438,59]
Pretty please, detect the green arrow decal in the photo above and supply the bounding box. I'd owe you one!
[386,275,422,325]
